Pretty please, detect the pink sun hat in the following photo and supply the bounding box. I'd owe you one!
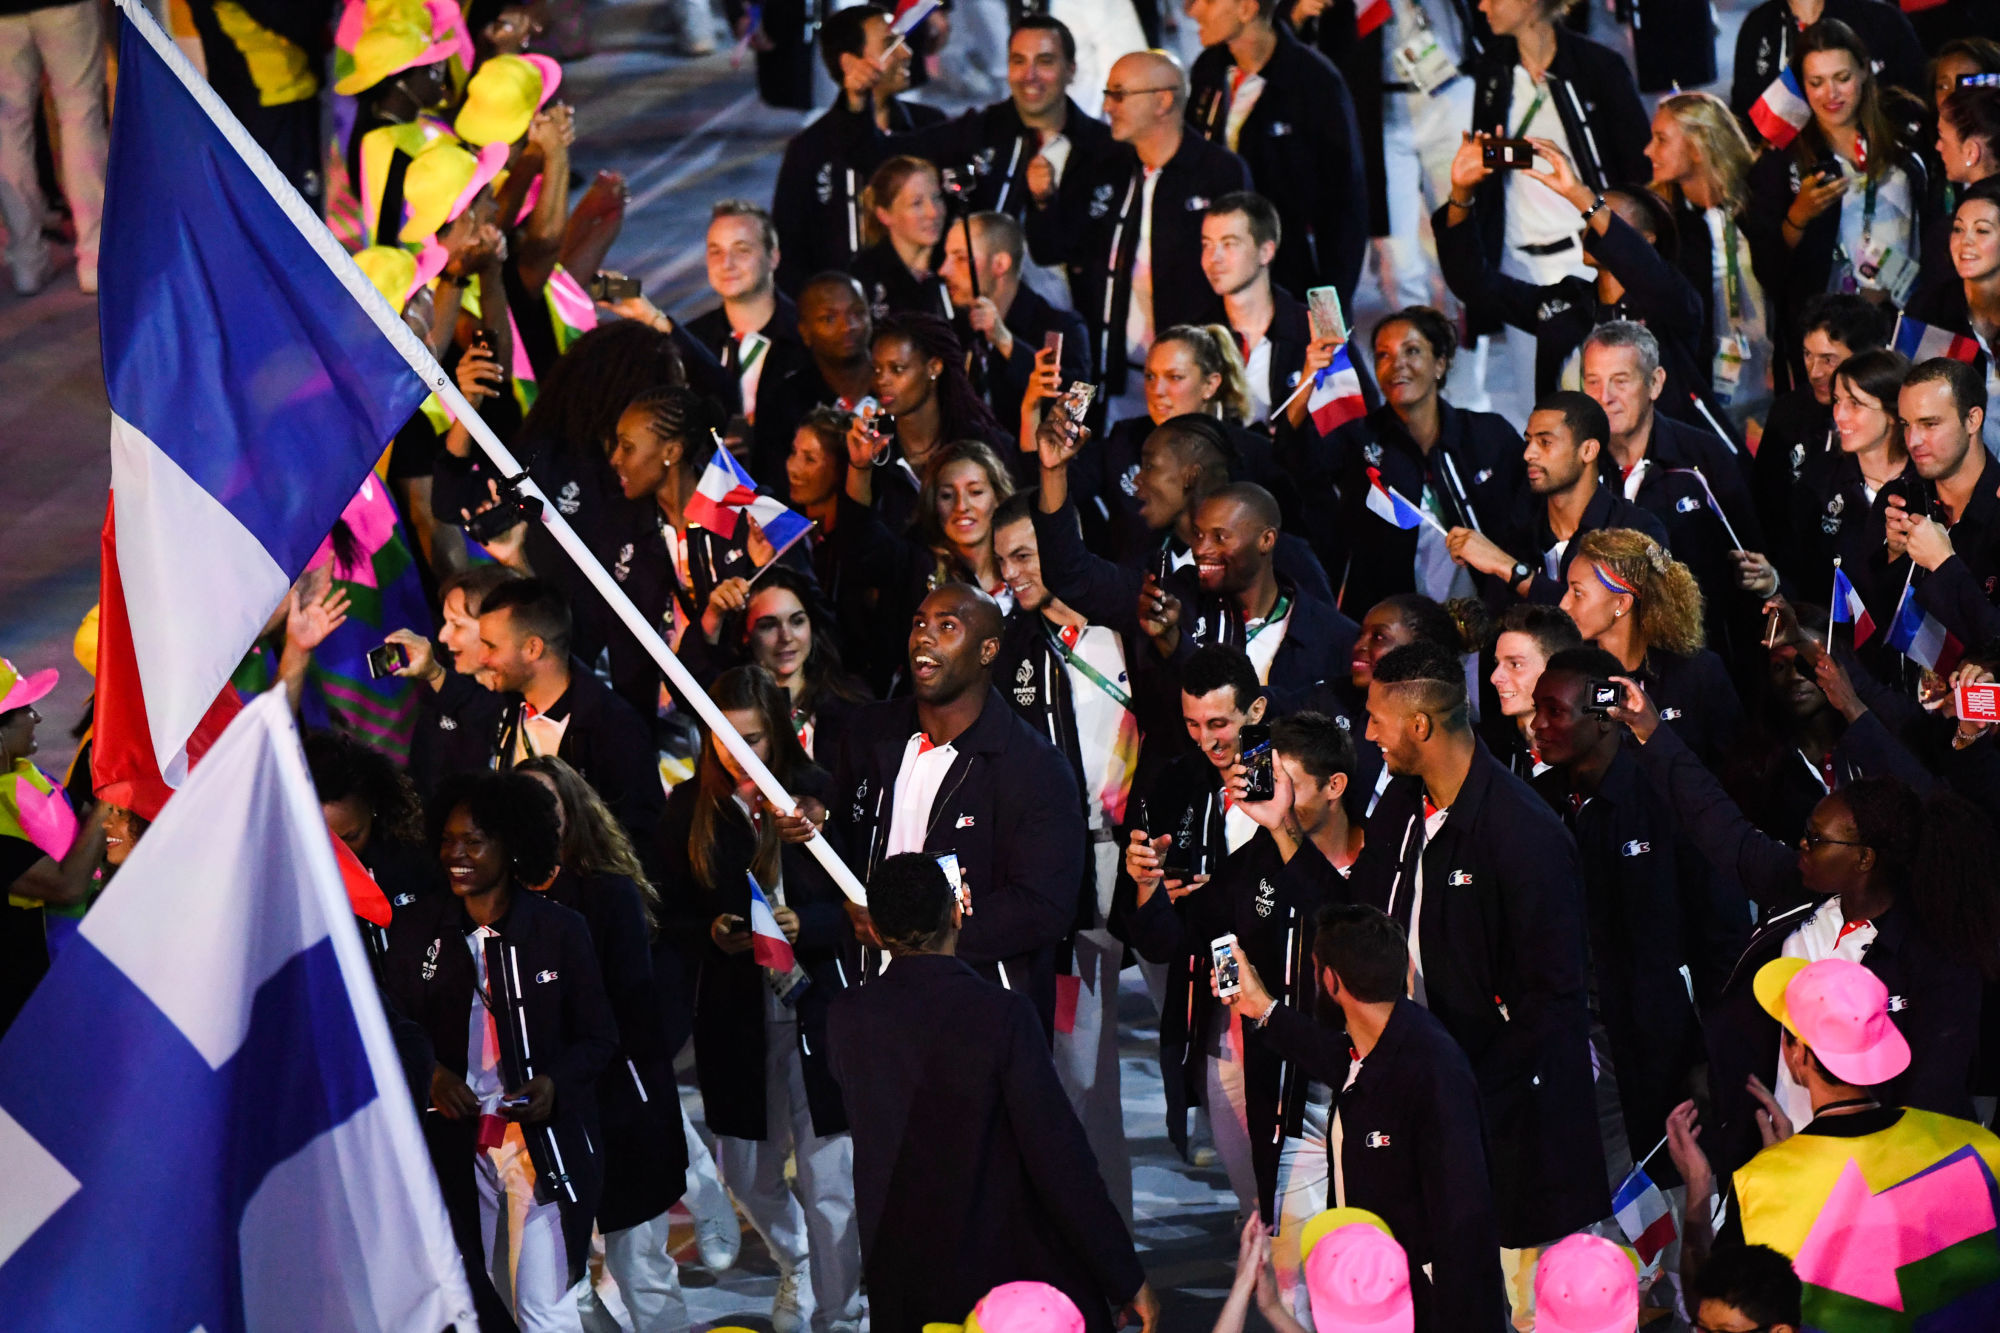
[961,1282,1084,1333]
[1535,1234,1639,1333]
[0,658,58,714]
[1305,1220,1414,1333]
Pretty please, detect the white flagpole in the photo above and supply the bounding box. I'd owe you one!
[113,0,870,905]
[1685,466,1746,552]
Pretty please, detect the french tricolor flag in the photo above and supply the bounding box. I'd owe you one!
[1355,0,1391,36]
[93,13,427,815]
[1307,345,1366,436]
[1831,566,1876,647]
[1365,467,1433,532]
[1611,1168,1676,1266]
[685,445,814,560]
[1891,317,1981,365]
[891,0,940,38]
[1886,584,1964,674]
[747,874,797,974]
[1749,68,1811,149]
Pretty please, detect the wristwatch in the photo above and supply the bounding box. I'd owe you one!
[1579,193,1608,223]
[1509,561,1532,586]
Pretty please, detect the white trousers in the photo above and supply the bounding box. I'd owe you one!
[717,1024,864,1333]
[1053,841,1133,1225]
[1378,80,1476,311]
[1204,1015,1259,1220]
[476,1133,584,1333]
[679,1099,734,1237]
[579,1207,689,1333]
[0,0,105,277]
[1270,1099,1332,1323]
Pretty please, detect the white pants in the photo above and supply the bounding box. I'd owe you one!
[717,1024,863,1333]
[1204,1014,1259,1220]
[1270,1098,1332,1323]
[1378,80,1476,311]
[0,0,105,279]
[1053,841,1133,1225]
[679,1099,735,1238]
[476,1133,585,1333]
[580,1208,689,1333]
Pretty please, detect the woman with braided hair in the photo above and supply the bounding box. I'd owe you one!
[1559,527,1743,765]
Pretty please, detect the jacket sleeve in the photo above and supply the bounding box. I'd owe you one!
[1588,212,1702,339]
[1030,496,1148,636]
[586,695,667,847]
[1838,708,1939,798]
[1417,1047,1510,1333]
[1916,556,2000,651]
[1631,722,1806,910]
[963,743,1087,963]
[1256,998,1355,1088]
[1479,802,1591,1094]
[999,994,1147,1307]
[770,139,816,298]
[1312,63,1370,303]
[551,912,620,1100]
[1896,949,1980,1119]
[1433,201,1549,335]
[1124,882,1188,966]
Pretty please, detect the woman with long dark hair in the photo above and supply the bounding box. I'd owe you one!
[1783,349,1913,610]
[844,312,1011,534]
[1906,181,2000,457]
[516,755,692,1332]
[384,771,616,1332]
[654,666,862,1333]
[738,566,871,762]
[1747,20,1932,392]
[915,438,1019,607]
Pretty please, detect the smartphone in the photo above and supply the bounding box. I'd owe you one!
[1482,137,1536,170]
[1763,606,1784,650]
[1808,153,1843,183]
[1211,934,1242,998]
[1042,329,1063,364]
[1239,724,1274,802]
[934,852,968,914]
[1305,286,1347,342]
[1058,380,1096,425]
[499,1092,530,1109]
[1956,681,2000,724]
[366,641,406,680]
[588,269,642,302]
[1582,677,1622,717]
[470,327,494,357]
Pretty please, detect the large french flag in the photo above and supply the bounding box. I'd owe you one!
[1891,317,1981,365]
[93,7,428,810]
[1307,345,1367,436]
[0,691,473,1329]
[685,446,814,560]
[1749,68,1811,149]
[1886,584,1965,674]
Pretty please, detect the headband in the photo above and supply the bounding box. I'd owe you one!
[1593,563,1639,598]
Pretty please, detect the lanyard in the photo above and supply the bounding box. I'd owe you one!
[1045,622,1133,709]
[1721,214,1745,322]
[1244,593,1293,645]
[1510,82,1547,140]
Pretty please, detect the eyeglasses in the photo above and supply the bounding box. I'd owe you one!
[1800,829,1869,851]
[1101,87,1176,103]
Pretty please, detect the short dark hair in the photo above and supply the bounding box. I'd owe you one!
[427,770,563,885]
[1373,593,1463,653]
[1202,480,1281,533]
[869,852,955,950]
[1182,645,1260,713]
[1904,357,1987,420]
[1541,646,1627,691]
[1206,191,1281,251]
[1270,711,1355,784]
[1493,603,1583,659]
[479,577,573,659]
[1537,390,1610,455]
[992,489,1038,533]
[1371,641,1467,728]
[1942,85,2000,156]
[1687,1245,1803,1329]
[1371,306,1458,382]
[1797,292,1891,352]
[1311,904,1407,1003]
[305,729,423,846]
[819,5,888,82]
[439,562,523,617]
[1009,14,1076,65]
[1835,347,1913,415]
[1605,186,1678,261]
[800,269,867,310]
[969,210,1025,271]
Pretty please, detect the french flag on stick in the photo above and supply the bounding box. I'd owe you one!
[1355,0,1391,36]
[93,11,427,813]
[685,445,814,562]
[1307,344,1367,436]
[747,874,797,973]
[1612,1168,1677,1265]
[1830,564,1876,647]
[1886,584,1964,674]
[890,0,940,38]
[1366,467,1446,534]
[1891,316,1981,365]
[1749,68,1811,148]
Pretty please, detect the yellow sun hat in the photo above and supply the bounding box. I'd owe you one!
[333,9,456,96]
[454,53,563,147]
[398,137,509,245]
[1299,1206,1395,1262]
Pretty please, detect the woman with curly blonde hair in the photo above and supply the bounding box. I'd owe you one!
[1560,527,1743,762]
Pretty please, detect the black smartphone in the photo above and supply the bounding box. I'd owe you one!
[1483,137,1535,170]
[1240,724,1275,802]
[1582,677,1621,717]
[1808,154,1843,182]
[365,642,406,680]
[588,269,642,302]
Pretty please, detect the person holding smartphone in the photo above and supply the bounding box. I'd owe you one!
[939,210,1090,439]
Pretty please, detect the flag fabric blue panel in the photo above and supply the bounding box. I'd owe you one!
[0,691,475,1332]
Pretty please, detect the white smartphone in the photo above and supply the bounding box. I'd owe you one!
[1211,934,1241,998]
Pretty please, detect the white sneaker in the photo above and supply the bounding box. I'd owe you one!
[695,1212,740,1271]
[78,265,97,296]
[771,1269,805,1333]
[10,253,52,297]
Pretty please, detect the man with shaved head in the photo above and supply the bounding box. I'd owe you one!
[1146,482,1358,713]
[827,583,1087,1036]
[1026,47,1250,420]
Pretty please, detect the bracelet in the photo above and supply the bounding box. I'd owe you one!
[1252,997,1280,1029]
[1448,192,1475,209]
[1579,193,1608,223]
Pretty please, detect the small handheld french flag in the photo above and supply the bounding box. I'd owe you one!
[747,873,797,974]
[1886,584,1964,673]
[1830,565,1875,647]
[1307,345,1366,436]
[1749,68,1811,149]
[890,0,940,38]
[1611,1168,1677,1265]
[1365,467,1435,532]
[1355,0,1390,36]
[1891,316,1980,366]
[685,444,813,561]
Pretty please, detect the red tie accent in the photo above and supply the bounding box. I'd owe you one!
[1422,794,1440,822]
[1835,918,1872,947]
[1058,624,1081,650]
[915,732,937,755]
[1228,66,1247,101]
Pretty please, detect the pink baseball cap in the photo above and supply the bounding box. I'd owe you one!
[1305,1222,1414,1333]
[963,1282,1084,1333]
[0,659,57,714]
[1535,1234,1638,1333]
[1755,956,1912,1087]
